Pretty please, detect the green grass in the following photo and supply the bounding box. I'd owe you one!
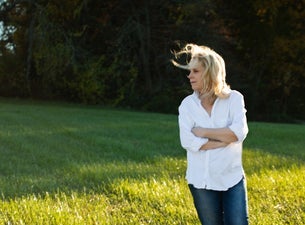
[0,99,304,224]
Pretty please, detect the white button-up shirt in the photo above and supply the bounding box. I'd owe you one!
[178,90,248,191]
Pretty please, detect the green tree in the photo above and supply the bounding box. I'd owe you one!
[0,0,30,96]
[1,0,303,121]
[216,0,305,121]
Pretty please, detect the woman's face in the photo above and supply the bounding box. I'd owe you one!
[187,61,204,92]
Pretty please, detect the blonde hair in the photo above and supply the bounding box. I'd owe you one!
[172,44,231,99]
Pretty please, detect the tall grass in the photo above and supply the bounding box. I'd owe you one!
[0,99,304,224]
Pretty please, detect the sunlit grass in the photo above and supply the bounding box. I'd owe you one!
[0,99,304,224]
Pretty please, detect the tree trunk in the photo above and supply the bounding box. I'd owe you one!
[134,1,152,93]
[25,0,37,95]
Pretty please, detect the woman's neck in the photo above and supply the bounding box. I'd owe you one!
[199,92,216,105]
[200,94,216,116]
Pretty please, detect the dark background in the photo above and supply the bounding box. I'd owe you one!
[0,0,304,122]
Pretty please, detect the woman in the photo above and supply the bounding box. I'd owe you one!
[173,44,249,225]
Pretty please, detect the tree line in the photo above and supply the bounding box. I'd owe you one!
[0,0,304,122]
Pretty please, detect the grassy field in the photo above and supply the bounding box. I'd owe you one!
[0,99,304,224]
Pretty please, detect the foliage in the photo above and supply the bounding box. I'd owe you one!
[0,0,304,121]
[0,100,304,224]
[216,0,305,120]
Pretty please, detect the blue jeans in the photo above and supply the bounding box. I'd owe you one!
[188,178,249,225]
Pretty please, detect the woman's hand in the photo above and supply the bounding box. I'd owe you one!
[191,127,205,137]
[192,126,238,143]
[199,139,229,151]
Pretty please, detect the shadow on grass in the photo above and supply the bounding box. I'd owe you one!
[243,122,305,172]
[0,103,185,198]
[0,101,304,199]
[0,153,186,199]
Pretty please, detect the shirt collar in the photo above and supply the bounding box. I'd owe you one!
[191,92,201,106]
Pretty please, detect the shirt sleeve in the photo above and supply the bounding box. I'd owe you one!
[178,104,208,152]
[228,92,249,142]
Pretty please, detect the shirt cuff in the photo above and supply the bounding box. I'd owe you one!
[229,124,248,142]
[186,137,209,152]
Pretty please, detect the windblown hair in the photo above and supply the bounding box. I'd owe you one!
[172,44,231,99]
